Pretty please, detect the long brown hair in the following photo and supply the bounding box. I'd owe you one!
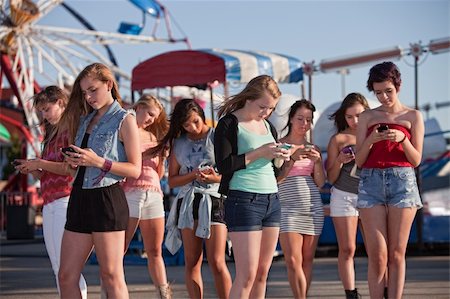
[283,99,316,136]
[329,93,370,133]
[32,86,69,152]
[147,99,206,157]
[57,63,122,143]
[217,75,281,118]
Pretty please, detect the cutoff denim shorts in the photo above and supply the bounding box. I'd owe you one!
[357,167,422,209]
[225,190,280,232]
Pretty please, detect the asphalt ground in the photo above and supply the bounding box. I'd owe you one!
[1,237,449,299]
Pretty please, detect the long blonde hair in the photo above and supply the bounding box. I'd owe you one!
[133,94,169,141]
[217,75,281,118]
[57,63,122,143]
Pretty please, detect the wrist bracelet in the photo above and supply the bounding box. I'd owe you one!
[102,159,112,173]
[399,135,407,143]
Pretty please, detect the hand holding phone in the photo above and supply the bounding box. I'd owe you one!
[341,145,355,155]
[198,165,211,173]
[61,147,78,155]
[377,124,389,132]
[279,143,293,150]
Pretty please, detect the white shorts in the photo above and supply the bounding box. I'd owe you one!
[330,187,359,217]
[125,189,165,220]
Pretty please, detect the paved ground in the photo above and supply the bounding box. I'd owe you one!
[1,237,449,298]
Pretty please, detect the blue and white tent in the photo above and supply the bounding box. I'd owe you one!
[132,49,303,91]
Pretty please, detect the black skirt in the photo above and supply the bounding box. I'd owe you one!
[65,183,129,233]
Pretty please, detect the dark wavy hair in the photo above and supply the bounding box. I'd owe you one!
[282,99,316,135]
[32,86,69,151]
[329,93,370,133]
[148,98,206,156]
[367,61,402,92]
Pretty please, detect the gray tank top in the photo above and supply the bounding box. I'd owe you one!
[333,160,360,195]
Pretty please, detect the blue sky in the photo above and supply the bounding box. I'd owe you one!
[40,0,449,130]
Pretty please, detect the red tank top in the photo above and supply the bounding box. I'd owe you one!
[362,123,413,169]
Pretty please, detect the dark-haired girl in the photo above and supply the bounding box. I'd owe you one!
[162,99,231,299]
[356,61,423,299]
[276,99,326,299]
[15,86,87,298]
[327,92,370,299]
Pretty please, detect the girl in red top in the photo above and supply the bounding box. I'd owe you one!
[15,86,87,298]
[355,62,424,299]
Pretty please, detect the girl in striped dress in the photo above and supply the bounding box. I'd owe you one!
[277,99,326,299]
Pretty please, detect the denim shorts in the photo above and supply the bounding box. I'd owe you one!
[357,167,422,209]
[225,190,281,232]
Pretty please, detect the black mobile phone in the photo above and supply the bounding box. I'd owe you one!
[61,147,78,155]
[377,124,389,132]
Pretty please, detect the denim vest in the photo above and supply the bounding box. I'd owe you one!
[74,100,131,189]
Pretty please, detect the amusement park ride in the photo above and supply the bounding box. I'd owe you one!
[0,0,189,193]
[0,1,449,242]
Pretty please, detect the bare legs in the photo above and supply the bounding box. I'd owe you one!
[228,227,279,299]
[205,224,232,299]
[181,223,231,299]
[359,206,417,299]
[125,216,169,292]
[332,216,359,291]
[59,230,128,299]
[279,232,319,298]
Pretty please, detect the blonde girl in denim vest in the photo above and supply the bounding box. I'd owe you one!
[57,63,141,299]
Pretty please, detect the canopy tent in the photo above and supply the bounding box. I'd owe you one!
[131,49,303,124]
[131,49,303,92]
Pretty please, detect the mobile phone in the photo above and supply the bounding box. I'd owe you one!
[304,144,314,150]
[61,147,78,155]
[11,160,21,166]
[341,145,355,155]
[279,143,293,150]
[377,124,389,132]
[198,165,211,172]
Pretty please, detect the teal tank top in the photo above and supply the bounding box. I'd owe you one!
[229,121,278,193]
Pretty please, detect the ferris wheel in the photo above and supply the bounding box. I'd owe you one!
[0,0,190,156]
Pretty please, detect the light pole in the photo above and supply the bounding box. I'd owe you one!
[409,41,425,249]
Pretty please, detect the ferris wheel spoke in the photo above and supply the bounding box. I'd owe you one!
[29,35,80,79]
[32,33,96,63]
[35,0,63,21]
[46,31,131,80]
[26,37,75,82]
[34,24,176,45]
[21,35,36,92]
